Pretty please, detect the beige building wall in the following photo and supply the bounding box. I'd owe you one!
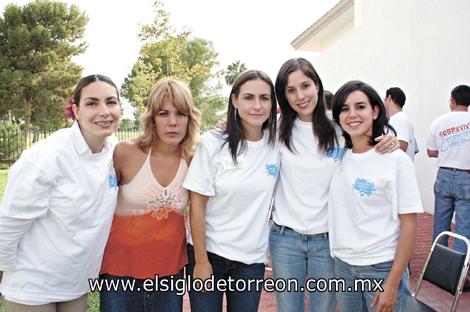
[293,0,470,213]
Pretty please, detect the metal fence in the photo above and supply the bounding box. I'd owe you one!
[0,128,142,165]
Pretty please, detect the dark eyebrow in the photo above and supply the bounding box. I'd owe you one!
[83,96,118,101]
[286,80,311,88]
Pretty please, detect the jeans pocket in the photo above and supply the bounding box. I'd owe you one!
[434,178,451,196]
[368,260,393,272]
[456,182,470,200]
[270,223,281,234]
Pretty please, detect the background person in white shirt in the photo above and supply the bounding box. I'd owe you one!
[330,80,422,312]
[184,70,280,312]
[427,84,470,290]
[269,58,398,312]
[384,87,419,160]
[324,90,333,114]
[0,74,121,312]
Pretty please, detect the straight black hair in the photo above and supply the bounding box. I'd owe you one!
[275,58,337,153]
[223,70,277,164]
[332,80,396,148]
[73,74,119,106]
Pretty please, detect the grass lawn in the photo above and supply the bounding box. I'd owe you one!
[0,169,7,198]
[0,169,99,312]
[1,169,8,311]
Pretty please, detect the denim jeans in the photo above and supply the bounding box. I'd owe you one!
[186,244,265,312]
[269,223,336,312]
[99,270,184,312]
[433,168,470,253]
[334,258,410,312]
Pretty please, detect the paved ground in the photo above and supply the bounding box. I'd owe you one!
[183,213,470,311]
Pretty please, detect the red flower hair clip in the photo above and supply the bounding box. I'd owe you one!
[64,96,76,119]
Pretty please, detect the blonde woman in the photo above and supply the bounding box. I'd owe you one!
[100,78,201,312]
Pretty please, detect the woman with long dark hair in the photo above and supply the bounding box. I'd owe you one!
[184,70,279,312]
[269,58,399,312]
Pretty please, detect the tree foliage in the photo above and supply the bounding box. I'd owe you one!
[224,60,247,86]
[122,1,226,130]
[0,0,87,130]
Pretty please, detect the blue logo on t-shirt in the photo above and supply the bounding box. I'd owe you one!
[325,148,345,161]
[352,178,375,197]
[108,174,118,188]
[265,164,279,178]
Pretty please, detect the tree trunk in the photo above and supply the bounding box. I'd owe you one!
[23,96,32,147]
[33,128,40,143]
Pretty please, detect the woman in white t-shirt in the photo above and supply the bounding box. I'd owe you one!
[329,80,422,312]
[0,75,121,311]
[183,70,280,312]
[269,58,398,312]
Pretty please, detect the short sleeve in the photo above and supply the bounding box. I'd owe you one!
[396,154,423,214]
[427,121,438,150]
[183,140,218,197]
[390,116,410,142]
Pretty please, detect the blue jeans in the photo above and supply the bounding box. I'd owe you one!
[99,270,184,312]
[334,258,410,312]
[269,223,336,312]
[433,168,470,253]
[186,244,265,312]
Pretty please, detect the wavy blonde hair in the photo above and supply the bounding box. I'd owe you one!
[139,78,201,158]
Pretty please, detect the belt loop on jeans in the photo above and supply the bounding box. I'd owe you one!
[280,225,285,234]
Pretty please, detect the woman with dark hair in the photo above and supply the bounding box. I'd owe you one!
[269,58,399,312]
[184,70,279,312]
[0,75,121,311]
[330,80,422,311]
[99,78,201,312]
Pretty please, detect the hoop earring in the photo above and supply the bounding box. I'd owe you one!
[234,108,238,122]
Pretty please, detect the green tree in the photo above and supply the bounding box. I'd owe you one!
[0,0,87,132]
[119,118,134,130]
[122,1,225,130]
[224,60,247,86]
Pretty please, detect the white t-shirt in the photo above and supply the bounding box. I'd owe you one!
[183,130,280,264]
[427,111,470,169]
[0,122,118,304]
[389,111,418,160]
[328,148,423,266]
[272,118,345,235]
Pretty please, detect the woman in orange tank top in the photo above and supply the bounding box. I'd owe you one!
[99,78,201,312]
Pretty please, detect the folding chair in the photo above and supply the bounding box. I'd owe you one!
[404,231,470,312]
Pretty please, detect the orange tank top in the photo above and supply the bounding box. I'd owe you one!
[100,151,188,278]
